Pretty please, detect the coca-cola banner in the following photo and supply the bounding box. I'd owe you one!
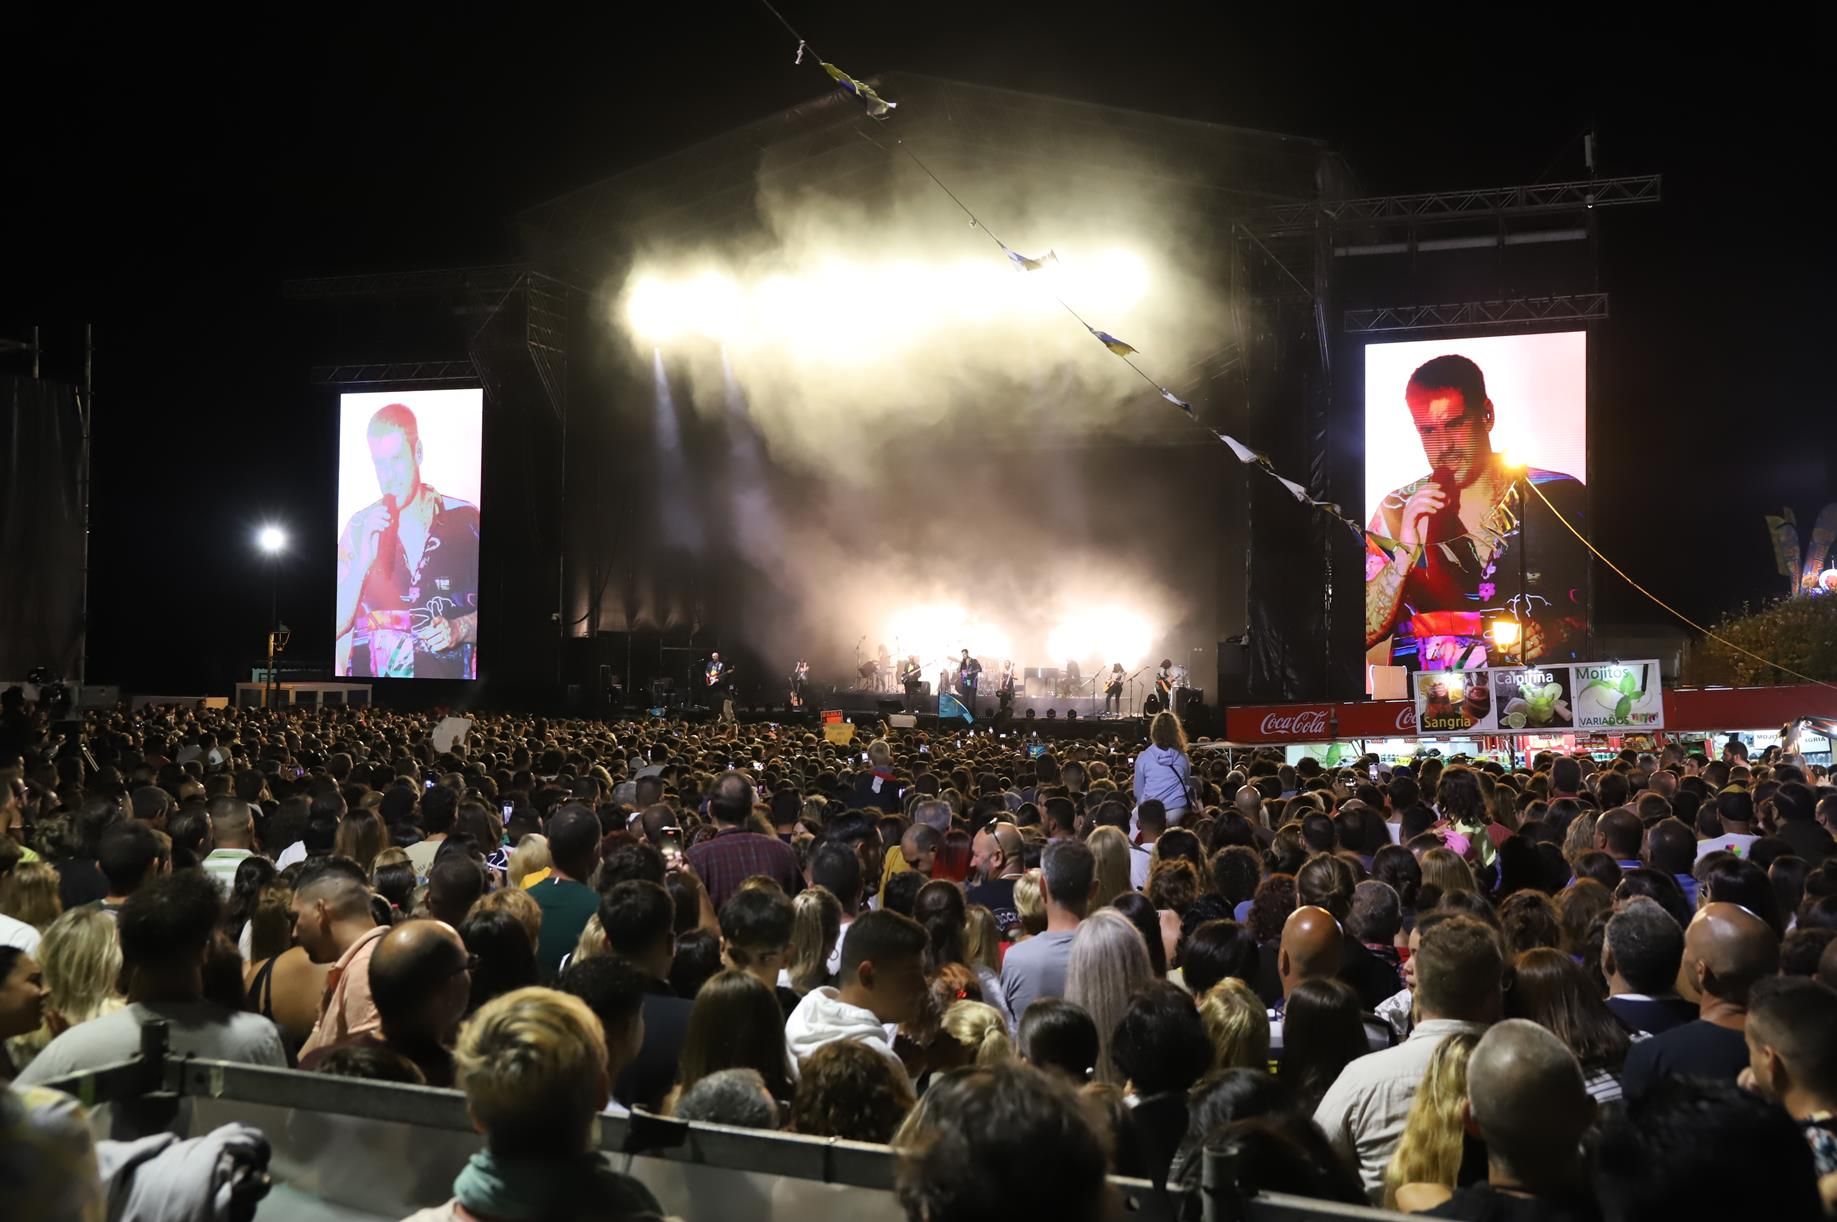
[1226,700,1418,743]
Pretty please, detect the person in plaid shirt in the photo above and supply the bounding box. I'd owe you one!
[685,772,802,910]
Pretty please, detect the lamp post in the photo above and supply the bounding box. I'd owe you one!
[257,526,286,708]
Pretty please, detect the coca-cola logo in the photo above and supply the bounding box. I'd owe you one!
[1259,709,1331,737]
[1395,705,1417,732]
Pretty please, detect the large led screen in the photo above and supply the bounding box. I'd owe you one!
[335,389,483,679]
[1363,332,1587,674]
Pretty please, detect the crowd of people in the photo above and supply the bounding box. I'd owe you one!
[4,693,1837,1220]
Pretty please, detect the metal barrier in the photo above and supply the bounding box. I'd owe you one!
[39,1027,1405,1222]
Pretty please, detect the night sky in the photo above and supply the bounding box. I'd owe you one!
[9,4,1830,693]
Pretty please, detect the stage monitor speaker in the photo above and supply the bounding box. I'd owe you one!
[1176,688,1206,718]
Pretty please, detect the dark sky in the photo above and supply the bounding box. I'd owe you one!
[9,4,1831,692]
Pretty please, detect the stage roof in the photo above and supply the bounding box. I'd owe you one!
[518,72,1328,279]
[517,74,1329,449]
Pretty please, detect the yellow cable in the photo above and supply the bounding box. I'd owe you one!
[1522,477,1837,693]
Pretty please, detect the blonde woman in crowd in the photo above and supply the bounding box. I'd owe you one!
[571,914,609,965]
[938,1000,1014,1067]
[508,834,552,890]
[1195,977,1271,1072]
[5,907,123,1072]
[786,886,842,996]
[1065,908,1155,1085]
[963,905,1002,978]
[1013,869,1046,939]
[1086,827,1133,911]
[1381,1030,1480,1211]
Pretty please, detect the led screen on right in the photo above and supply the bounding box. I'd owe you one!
[1363,331,1588,674]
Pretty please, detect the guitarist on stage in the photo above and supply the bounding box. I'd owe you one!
[705,652,736,722]
[1105,663,1126,714]
[789,658,810,709]
[900,655,923,711]
[957,650,983,705]
[1153,658,1175,712]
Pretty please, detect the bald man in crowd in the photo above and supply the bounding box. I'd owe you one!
[300,919,473,1086]
[1622,901,1778,1097]
[1272,905,1389,1055]
[1278,905,1344,999]
[1398,1019,1597,1216]
[966,822,1024,933]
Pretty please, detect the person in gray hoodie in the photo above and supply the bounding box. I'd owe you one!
[1133,711,1194,825]
[785,910,929,1078]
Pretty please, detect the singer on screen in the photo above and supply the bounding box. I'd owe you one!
[335,403,480,679]
[1364,354,1585,672]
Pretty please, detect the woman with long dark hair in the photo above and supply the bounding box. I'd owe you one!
[1276,978,1370,1115]
[671,969,796,1116]
[1111,891,1170,978]
[459,908,539,1017]
[913,880,1009,1027]
[1506,946,1631,1103]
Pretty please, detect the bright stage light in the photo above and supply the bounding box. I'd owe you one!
[622,248,1153,356]
[1046,605,1153,668]
[881,602,1014,670]
[257,525,287,555]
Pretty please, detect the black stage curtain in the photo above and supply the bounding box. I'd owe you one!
[0,376,85,679]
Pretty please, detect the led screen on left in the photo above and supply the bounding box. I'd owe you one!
[334,388,483,679]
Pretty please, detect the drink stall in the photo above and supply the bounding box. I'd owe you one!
[1221,673,1836,767]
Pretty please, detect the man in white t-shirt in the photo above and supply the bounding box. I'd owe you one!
[1696,789,1760,862]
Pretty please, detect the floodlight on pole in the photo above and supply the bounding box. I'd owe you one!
[257,524,287,707]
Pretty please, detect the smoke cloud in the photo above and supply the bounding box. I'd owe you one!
[599,145,1232,685]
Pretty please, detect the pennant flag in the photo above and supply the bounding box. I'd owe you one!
[1156,387,1195,418]
[821,63,897,118]
[1006,248,1058,272]
[938,691,975,724]
[1091,329,1137,357]
[1274,475,1312,503]
[1217,433,1264,467]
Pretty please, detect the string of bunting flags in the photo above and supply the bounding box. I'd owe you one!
[758,2,1657,585]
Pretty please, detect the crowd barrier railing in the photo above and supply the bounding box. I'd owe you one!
[39,1024,1405,1222]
